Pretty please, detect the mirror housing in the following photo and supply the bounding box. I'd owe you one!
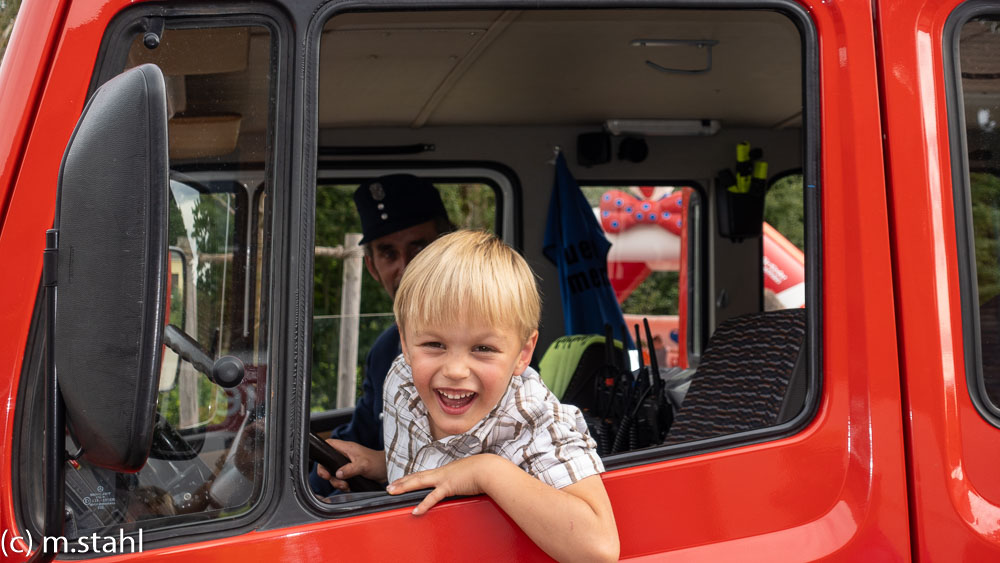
[54,64,170,472]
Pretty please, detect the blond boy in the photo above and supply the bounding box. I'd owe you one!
[326,230,619,562]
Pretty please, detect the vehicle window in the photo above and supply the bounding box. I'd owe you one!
[577,180,804,370]
[312,5,811,483]
[954,15,1000,412]
[0,0,21,65]
[581,185,701,369]
[311,180,497,412]
[53,21,276,538]
[764,172,806,311]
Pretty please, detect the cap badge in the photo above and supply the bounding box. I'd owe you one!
[369,182,386,201]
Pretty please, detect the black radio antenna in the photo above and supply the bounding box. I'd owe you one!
[634,323,645,380]
[643,317,660,390]
[620,323,632,385]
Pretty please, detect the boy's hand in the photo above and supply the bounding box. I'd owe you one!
[316,439,387,491]
[389,455,620,561]
[386,454,501,514]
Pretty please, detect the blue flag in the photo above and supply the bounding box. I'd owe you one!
[543,153,634,347]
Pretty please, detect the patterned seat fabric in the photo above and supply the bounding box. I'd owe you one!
[664,309,806,445]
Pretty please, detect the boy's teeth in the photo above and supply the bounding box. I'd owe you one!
[440,390,474,400]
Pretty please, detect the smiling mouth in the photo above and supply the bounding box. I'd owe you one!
[435,389,477,414]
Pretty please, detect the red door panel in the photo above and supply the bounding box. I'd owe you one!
[879,0,1000,558]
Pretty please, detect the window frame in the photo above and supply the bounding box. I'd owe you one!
[300,0,822,508]
[13,4,293,548]
[945,0,1000,427]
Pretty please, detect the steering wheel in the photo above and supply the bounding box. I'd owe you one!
[308,433,385,493]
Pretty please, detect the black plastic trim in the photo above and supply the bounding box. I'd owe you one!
[944,1,1000,428]
[309,407,355,434]
[11,285,47,550]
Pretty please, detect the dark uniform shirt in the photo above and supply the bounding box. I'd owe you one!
[309,324,400,496]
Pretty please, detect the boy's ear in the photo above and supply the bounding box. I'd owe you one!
[398,327,411,364]
[514,330,539,376]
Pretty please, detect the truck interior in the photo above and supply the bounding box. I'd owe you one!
[15,4,818,541]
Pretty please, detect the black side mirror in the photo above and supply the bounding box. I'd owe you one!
[53,63,169,471]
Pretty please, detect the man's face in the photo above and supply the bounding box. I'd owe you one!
[364,220,440,299]
[400,319,538,440]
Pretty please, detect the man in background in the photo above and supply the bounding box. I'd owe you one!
[310,173,453,496]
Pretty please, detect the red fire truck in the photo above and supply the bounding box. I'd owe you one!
[2,0,999,560]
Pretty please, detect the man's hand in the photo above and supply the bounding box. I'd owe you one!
[386,454,501,514]
[316,438,387,492]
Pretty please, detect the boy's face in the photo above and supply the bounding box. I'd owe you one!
[400,320,538,441]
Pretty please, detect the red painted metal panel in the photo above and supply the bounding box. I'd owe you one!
[0,0,70,227]
[0,0,75,556]
[878,0,1000,559]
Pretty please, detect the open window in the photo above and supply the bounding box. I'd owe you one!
[308,4,815,505]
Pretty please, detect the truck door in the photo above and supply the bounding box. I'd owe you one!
[879,0,1000,558]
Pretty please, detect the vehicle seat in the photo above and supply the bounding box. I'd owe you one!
[538,334,623,408]
[664,308,807,444]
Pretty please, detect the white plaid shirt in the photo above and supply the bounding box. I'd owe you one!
[383,354,604,489]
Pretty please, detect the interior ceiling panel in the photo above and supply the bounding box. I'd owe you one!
[319,9,803,129]
[320,28,486,126]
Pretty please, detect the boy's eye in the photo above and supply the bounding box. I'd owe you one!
[420,341,444,349]
[473,345,498,353]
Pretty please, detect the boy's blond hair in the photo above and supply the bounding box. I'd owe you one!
[393,230,540,342]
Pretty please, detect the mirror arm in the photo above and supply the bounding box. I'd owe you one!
[163,325,245,388]
[40,229,64,561]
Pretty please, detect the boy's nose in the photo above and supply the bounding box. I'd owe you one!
[441,355,470,380]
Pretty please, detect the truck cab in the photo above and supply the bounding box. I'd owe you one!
[1,0,999,559]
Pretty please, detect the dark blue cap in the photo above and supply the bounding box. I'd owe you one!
[353,174,448,244]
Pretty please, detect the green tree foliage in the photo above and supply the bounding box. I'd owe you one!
[971,172,1000,304]
[159,184,240,427]
[439,182,496,231]
[622,271,679,315]
[764,173,805,251]
[0,0,21,64]
[311,183,496,412]
[312,184,382,412]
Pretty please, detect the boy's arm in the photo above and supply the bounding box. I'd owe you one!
[387,454,619,563]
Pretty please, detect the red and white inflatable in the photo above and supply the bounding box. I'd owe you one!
[593,185,805,368]
[762,222,805,309]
